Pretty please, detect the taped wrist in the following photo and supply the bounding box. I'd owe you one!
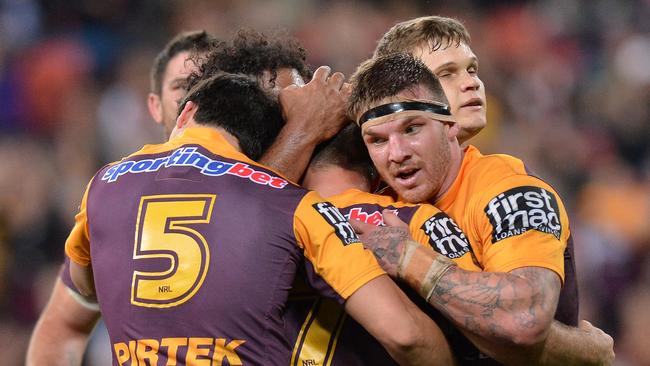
[420,254,456,302]
[397,239,420,279]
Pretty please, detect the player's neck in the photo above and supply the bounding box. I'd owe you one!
[303,165,370,198]
[431,142,465,203]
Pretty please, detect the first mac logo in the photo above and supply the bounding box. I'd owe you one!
[484,186,562,243]
[313,202,360,246]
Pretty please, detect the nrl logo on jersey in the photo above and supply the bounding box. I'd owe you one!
[484,186,562,243]
[421,213,470,259]
[313,202,361,246]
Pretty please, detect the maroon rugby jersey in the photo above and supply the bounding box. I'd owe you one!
[65,127,384,366]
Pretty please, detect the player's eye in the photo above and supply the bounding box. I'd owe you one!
[365,136,387,146]
[373,137,388,146]
[405,124,422,135]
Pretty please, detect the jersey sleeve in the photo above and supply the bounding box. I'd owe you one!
[293,191,385,301]
[58,259,101,310]
[472,174,569,281]
[64,180,92,266]
[409,205,482,271]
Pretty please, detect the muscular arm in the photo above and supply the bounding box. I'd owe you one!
[27,278,100,366]
[431,266,559,346]
[260,66,350,182]
[345,275,455,365]
[259,124,320,182]
[365,225,559,347]
[352,213,614,365]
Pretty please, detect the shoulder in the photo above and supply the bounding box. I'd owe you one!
[464,146,528,184]
[463,146,563,203]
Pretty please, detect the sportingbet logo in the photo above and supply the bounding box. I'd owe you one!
[484,186,562,243]
[345,207,398,226]
[313,202,360,246]
[421,213,470,259]
[101,147,288,189]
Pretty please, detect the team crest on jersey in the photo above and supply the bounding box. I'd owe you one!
[420,213,470,259]
[484,186,562,243]
[313,202,361,246]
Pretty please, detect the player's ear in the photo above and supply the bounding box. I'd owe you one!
[176,101,197,129]
[447,121,460,140]
[147,93,163,125]
[169,101,196,140]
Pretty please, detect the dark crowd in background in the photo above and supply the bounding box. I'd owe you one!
[0,0,648,364]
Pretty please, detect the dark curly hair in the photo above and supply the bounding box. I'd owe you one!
[150,30,220,94]
[186,29,312,91]
[179,72,284,161]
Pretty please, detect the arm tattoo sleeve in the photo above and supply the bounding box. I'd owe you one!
[362,226,409,276]
[429,266,561,344]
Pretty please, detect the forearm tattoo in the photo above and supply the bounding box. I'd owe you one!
[362,226,409,276]
[430,266,561,342]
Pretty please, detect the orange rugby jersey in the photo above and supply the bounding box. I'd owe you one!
[286,189,482,366]
[434,145,570,281]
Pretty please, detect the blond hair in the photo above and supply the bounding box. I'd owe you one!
[374,16,470,58]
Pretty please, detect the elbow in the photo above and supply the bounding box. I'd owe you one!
[381,320,429,358]
[502,313,553,348]
[388,327,421,351]
[507,326,547,348]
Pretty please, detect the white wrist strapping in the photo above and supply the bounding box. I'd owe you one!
[396,239,420,279]
[421,254,456,302]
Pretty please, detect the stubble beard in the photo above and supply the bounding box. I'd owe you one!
[396,131,451,204]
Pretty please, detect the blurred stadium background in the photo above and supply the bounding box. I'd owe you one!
[0,0,648,364]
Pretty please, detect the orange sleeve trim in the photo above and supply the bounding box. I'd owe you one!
[64,178,93,266]
[336,267,387,300]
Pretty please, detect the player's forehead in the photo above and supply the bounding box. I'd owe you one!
[162,51,196,85]
[414,41,478,69]
[361,111,435,138]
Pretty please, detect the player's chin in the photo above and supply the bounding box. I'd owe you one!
[395,185,433,204]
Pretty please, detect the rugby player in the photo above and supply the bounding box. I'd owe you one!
[172,27,612,364]
[27,30,219,365]
[27,29,352,365]
[296,124,614,365]
[66,71,453,365]
[347,52,613,365]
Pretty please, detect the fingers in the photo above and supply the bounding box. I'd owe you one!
[382,210,408,228]
[328,72,345,90]
[311,66,346,90]
[312,66,332,83]
[350,219,373,237]
[578,319,591,329]
[340,82,352,96]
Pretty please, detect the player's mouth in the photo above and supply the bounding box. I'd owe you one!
[460,98,483,110]
[394,167,420,187]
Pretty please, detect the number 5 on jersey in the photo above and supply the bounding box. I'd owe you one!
[131,194,216,308]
